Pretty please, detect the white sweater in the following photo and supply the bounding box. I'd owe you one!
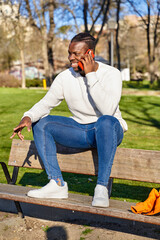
[23,62,128,132]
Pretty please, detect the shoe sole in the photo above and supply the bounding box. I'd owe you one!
[27,191,68,199]
[92,199,109,208]
[27,194,68,199]
[92,203,109,208]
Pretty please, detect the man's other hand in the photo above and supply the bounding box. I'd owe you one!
[10,116,32,141]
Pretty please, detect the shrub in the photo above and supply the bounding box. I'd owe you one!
[0,73,21,88]
[122,79,160,90]
[26,79,43,88]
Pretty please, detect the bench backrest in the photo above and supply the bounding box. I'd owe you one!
[9,139,160,184]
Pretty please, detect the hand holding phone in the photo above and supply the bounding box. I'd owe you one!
[78,49,95,71]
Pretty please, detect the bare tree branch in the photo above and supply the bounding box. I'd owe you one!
[126,0,147,25]
[127,0,160,82]
[83,0,89,32]
[95,0,111,44]
[89,0,106,33]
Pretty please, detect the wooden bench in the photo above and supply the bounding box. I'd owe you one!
[1,139,160,225]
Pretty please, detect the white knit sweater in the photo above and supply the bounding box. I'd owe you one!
[23,61,128,131]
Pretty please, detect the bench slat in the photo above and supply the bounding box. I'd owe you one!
[0,183,160,225]
[9,139,160,183]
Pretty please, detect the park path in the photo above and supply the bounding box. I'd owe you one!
[122,89,160,96]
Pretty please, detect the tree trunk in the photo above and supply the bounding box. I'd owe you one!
[149,61,155,84]
[20,49,25,89]
[83,0,89,32]
[42,37,50,86]
[95,0,111,44]
[116,0,121,70]
[48,43,55,81]
[146,3,156,84]
[47,0,56,84]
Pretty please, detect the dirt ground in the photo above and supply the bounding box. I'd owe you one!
[0,211,160,240]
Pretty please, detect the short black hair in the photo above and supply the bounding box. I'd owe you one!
[71,32,96,51]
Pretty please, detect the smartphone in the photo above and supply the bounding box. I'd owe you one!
[78,49,95,71]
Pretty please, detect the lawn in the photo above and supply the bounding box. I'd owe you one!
[123,79,160,90]
[0,87,160,202]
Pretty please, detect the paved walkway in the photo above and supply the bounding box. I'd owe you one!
[122,89,160,96]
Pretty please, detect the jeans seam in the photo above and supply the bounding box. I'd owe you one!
[85,126,95,148]
[45,121,92,149]
[45,121,86,131]
[43,125,52,178]
[48,174,63,180]
[43,121,91,178]
[97,121,119,186]
[117,125,124,146]
[106,122,117,184]
[44,129,63,179]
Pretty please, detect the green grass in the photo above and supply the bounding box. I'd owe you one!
[0,87,160,202]
[123,80,160,90]
[120,95,160,150]
[81,228,93,235]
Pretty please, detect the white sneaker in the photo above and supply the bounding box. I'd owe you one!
[92,184,109,207]
[27,180,68,199]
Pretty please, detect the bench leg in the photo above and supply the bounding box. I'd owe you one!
[107,178,113,198]
[14,201,24,218]
[0,162,12,183]
[0,163,19,185]
[0,162,24,218]
[11,166,19,184]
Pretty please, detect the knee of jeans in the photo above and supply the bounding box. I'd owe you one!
[96,115,118,129]
[32,116,50,134]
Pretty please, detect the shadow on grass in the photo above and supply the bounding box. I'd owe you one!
[19,171,96,196]
[19,171,155,202]
[120,96,160,130]
[111,183,154,202]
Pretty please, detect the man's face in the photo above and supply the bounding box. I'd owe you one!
[68,41,89,72]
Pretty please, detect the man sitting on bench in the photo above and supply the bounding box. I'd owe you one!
[10,32,127,208]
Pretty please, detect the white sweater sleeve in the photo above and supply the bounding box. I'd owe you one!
[23,76,64,122]
[85,68,122,115]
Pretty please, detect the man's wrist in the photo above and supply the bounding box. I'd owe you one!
[22,113,33,122]
[85,72,98,87]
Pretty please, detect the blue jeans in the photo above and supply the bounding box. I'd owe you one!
[32,115,124,186]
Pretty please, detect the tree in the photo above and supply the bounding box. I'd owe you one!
[0,26,18,71]
[24,0,57,85]
[119,16,147,74]
[115,0,121,70]
[126,0,160,83]
[58,0,111,44]
[82,0,111,44]
[0,0,29,88]
[58,0,128,68]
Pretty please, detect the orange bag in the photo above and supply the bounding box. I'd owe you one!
[131,188,160,215]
